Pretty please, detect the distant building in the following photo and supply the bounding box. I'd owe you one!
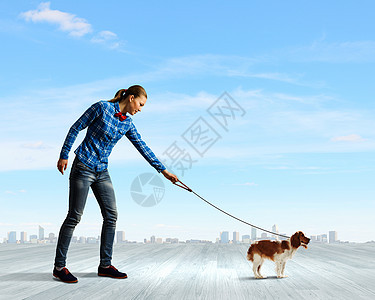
[72,236,78,243]
[150,235,155,244]
[156,238,162,244]
[272,224,279,240]
[329,231,338,244]
[87,237,97,244]
[242,235,250,244]
[20,232,27,243]
[186,239,212,244]
[79,236,86,244]
[48,233,56,243]
[39,226,45,241]
[251,227,257,240]
[220,231,229,244]
[8,231,17,244]
[321,234,328,243]
[310,235,317,242]
[165,238,179,244]
[233,231,239,244]
[261,232,267,239]
[117,231,125,244]
[30,234,38,244]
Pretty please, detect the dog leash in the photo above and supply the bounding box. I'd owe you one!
[173,180,290,239]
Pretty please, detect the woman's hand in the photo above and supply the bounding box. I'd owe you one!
[161,169,179,184]
[57,158,68,175]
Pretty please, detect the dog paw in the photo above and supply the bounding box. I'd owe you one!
[277,275,288,278]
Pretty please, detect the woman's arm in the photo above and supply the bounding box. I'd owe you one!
[57,102,102,174]
[125,122,178,183]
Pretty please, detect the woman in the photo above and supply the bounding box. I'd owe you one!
[53,85,178,283]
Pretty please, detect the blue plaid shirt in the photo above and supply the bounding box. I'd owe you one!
[60,100,166,172]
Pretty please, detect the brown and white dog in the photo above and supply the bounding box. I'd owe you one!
[246,231,310,279]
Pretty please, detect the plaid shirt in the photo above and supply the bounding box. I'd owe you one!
[60,100,166,172]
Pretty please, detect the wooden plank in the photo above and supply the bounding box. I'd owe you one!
[0,243,374,300]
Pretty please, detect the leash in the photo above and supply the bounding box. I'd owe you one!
[173,180,290,239]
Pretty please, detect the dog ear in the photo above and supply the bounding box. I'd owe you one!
[291,232,301,248]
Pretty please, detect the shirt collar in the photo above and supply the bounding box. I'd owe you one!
[114,101,130,119]
[114,101,120,113]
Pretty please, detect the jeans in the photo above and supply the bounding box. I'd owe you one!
[54,157,118,268]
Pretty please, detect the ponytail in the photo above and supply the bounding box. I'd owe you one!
[109,85,147,103]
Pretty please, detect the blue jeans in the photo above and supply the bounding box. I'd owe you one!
[54,157,118,268]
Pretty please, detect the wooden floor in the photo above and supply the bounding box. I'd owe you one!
[0,242,374,300]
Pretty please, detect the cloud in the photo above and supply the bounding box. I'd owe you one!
[91,30,122,49]
[5,191,17,195]
[20,2,92,37]
[331,134,366,142]
[290,39,375,63]
[146,55,308,85]
[21,141,52,150]
[19,3,126,51]
[266,166,322,170]
[0,141,59,172]
[19,222,53,226]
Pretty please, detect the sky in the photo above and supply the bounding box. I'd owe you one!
[0,1,374,243]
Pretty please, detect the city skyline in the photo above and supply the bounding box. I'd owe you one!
[2,224,354,245]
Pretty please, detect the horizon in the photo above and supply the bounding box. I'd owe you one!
[3,225,352,244]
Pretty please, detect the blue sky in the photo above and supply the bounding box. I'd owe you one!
[1,1,374,243]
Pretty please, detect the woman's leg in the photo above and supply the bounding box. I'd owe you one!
[54,159,95,268]
[91,169,118,267]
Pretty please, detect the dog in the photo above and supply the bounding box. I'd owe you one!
[246,231,310,279]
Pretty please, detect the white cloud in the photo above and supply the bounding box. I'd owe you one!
[290,39,375,63]
[331,134,366,142]
[1,54,375,173]
[91,30,122,49]
[0,141,59,172]
[4,190,27,195]
[19,3,127,51]
[20,2,92,37]
[5,191,16,195]
[21,141,52,150]
[19,222,53,226]
[266,166,322,170]
[147,55,311,85]
[2,85,375,172]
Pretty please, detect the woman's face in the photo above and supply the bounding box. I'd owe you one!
[128,95,147,115]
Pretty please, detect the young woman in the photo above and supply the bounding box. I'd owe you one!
[54,85,178,283]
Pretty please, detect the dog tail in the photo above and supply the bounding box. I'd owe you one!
[247,244,254,261]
